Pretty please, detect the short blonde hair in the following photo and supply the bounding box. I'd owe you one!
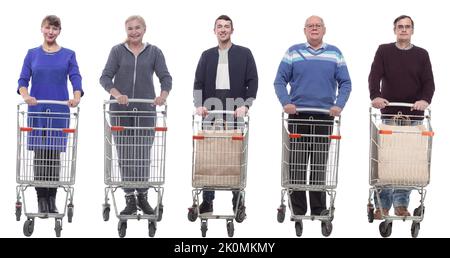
[125,15,146,29]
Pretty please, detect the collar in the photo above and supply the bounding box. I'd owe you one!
[305,42,327,50]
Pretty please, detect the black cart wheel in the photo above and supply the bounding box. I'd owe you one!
[277,205,286,223]
[118,220,127,238]
[23,219,34,237]
[55,219,62,238]
[295,221,303,237]
[15,201,22,221]
[148,221,157,237]
[188,207,198,222]
[227,220,234,237]
[67,204,74,223]
[411,222,420,238]
[321,221,333,237]
[156,204,164,222]
[103,206,110,222]
[201,220,208,237]
[235,206,246,223]
[379,221,392,238]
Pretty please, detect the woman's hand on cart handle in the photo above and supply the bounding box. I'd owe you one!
[68,98,80,107]
[412,100,429,111]
[329,106,342,117]
[23,95,38,106]
[371,97,389,109]
[154,90,169,106]
[283,104,297,114]
[115,94,129,105]
[196,106,209,117]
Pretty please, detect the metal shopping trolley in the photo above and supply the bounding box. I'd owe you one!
[367,103,433,238]
[102,99,167,238]
[15,100,79,237]
[187,110,248,237]
[276,108,341,237]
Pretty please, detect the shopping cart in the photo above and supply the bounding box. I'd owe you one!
[102,99,167,238]
[15,100,79,237]
[187,110,248,237]
[367,102,433,238]
[276,108,341,237]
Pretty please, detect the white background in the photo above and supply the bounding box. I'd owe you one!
[0,0,448,238]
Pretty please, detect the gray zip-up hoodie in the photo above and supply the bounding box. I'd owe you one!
[100,43,172,100]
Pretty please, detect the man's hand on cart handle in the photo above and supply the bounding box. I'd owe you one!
[283,104,297,114]
[329,106,342,116]
[412,100,429,111]
[196,106,209,117]
[68,98,80,107]
[235,106,248,117]
[371,97,389,109]
[23,95,38,106]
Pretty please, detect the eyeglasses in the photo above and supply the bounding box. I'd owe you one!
[305,24,323,30]
[396,24,413,30]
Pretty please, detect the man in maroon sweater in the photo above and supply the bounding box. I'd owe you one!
[368,15,435,219]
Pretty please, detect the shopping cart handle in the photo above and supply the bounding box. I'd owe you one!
[105,98,160,105]
[207,110,236,115]
[294,108,330,114]
[386,102,414,108]
[19,100,71,106]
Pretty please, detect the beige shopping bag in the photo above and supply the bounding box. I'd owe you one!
[193,129,243,187]
[377,123,430,186]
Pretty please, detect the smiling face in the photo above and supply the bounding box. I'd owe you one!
[214,19,233,44]
[304,16,326,46]
[41,22,60,44]
[394,17,414,43]
[126,18,146,45]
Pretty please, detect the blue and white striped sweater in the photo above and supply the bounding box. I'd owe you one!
[274,43,351,110]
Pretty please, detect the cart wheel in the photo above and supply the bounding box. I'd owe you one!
[156,204,164,222]
[235,206,246,223]
[227,220,234,237]
[367,204,374,223]
[148,221,157,237]
[23,219,34,237]
[188,207,198,222]
[414,206,425,217]
[277,205,286,223]
[379,221,392,238]
[55,219,62,238]
[411,222,420,238]
[67,204,74,223]
[118,220,127,238]
[15,201,22,221]
[321,221,333,237]
[103,206,111,222]
[295,221,303,237]
[201,220,208,237]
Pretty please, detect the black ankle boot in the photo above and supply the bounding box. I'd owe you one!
[120,194,137,215]
[38,197,49,213]
[137,193,154,215]
[48,196,58,213]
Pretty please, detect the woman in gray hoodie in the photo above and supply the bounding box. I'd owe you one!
[100,15,172,216]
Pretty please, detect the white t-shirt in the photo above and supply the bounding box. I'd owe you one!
[216,48,230,90]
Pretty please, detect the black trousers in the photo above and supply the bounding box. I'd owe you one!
[288,113,333,215]
[34,149,60,198]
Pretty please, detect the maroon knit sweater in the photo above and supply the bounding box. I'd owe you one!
[369,43,435,115]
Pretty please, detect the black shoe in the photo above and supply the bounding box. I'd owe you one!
[38,197,49,213]
[48,196,58,213]
[137,193,154,215]
[199,201,213,214]
[120,194,137,215]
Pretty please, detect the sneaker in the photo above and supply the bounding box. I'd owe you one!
[199,201,213,214]
[374,208,390,219]
[120,194,137,215]
[394,206,411,217]
[137,193,154,215]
